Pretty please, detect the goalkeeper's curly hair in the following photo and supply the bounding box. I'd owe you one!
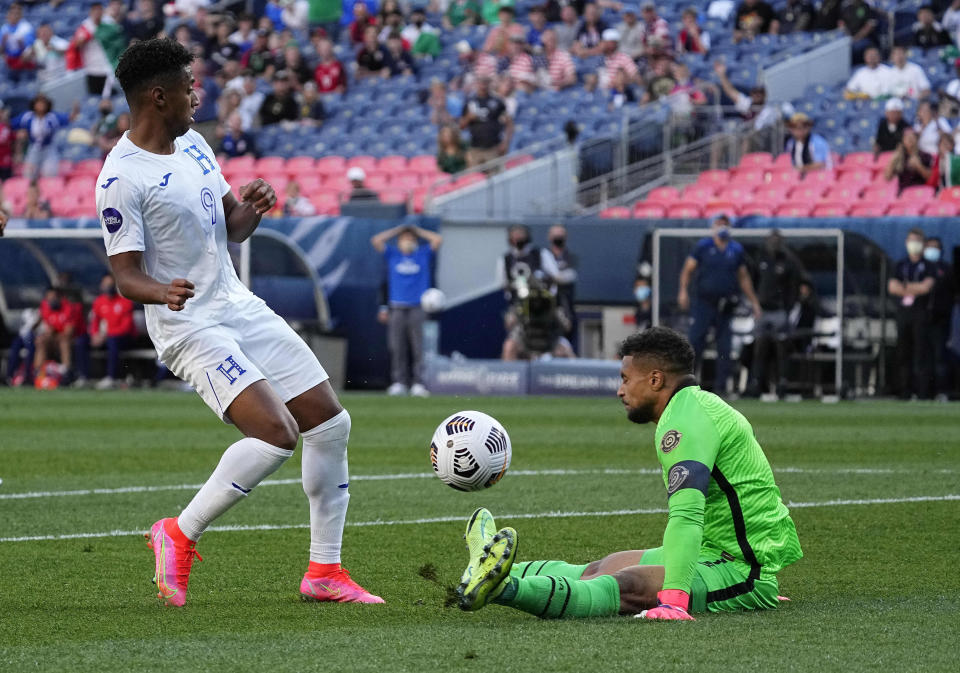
[618,326,695,375]
[115,38,193,99]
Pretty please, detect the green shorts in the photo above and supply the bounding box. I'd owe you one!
[638,546,780,613]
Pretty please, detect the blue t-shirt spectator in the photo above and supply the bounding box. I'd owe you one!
[0,17,35,59]
[14,110,69,148]
[385,242,434,306]
[784,132,831,169]
[341,0,379,26]
[690,237,746,300]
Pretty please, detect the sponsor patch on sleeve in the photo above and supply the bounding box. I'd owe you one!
[101,208,123,233]
[660,429,682,453]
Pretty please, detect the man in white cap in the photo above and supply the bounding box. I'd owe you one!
[615,4,645,59]
[600,28,638,90]
[347,167,380,202]
[874,97,910,155]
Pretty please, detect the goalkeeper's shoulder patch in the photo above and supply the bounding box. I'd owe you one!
[666,460,711,497]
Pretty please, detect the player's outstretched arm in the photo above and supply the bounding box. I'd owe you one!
[223,179,277,243]
[108,251,195,312]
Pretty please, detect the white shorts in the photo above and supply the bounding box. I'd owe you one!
[162,304,328,422]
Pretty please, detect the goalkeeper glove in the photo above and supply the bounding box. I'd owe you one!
[638,590,695,621]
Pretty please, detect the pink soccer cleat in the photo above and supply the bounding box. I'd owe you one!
[146,518,202,607]
[300,567,385,604]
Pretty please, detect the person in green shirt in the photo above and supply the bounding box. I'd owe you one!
[437,125,467,174]
[456,326,803,620]
[97,0,128,69]
[481,0,511,26]
[444,0,482,29]
[308,0,343,42]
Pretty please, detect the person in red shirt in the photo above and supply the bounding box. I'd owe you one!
[313,36,345,94]
[89,273,135,388]
[33,287,76,378]
[0,104,14,180]
[347,1,377,45]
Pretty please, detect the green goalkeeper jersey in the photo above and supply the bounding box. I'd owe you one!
[654,380,802,593]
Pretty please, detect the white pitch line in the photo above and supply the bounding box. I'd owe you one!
[1,466,954,502]
[1,494,957,544]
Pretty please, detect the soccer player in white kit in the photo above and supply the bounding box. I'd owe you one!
[96,38,382,606]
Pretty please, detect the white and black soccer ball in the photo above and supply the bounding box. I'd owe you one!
[420,287,446,314]
[430,411,512,491]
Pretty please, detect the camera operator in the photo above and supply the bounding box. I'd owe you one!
[497,224,574,360]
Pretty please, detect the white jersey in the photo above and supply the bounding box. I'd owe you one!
[95,129,263,358]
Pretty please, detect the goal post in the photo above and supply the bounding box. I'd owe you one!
[651,227,845,398]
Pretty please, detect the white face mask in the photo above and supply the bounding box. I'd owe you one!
[906,240,924,256]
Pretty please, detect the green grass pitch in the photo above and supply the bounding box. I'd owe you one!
[0,390,957,672]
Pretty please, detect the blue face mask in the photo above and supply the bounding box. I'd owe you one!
[635,285,651,302]
[716,226,731,242]
[923,247,941,263]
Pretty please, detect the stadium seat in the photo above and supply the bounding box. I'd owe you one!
[732,169,767,186]
[873,151,894,169]
[315,156,347,177]
[505,154,535,170]
[285,156,316,176]
[666,203,703,218]
[309,192,341,215]
[364,174,391,191]
[347,156,378,172]
[767,169,801,187]
[900,185,935,202]
[695,169,731,187]
[922,201,960,216]
[704,201,738,217]
[841,152,875,168]
[886,202,925,216]
[811,202,850,217]
[774,202,814,217]
[752,184,789,204]
[408,155,439,174]
[716,185,756,202]
[682,184,718,201]
[600,206,631,218]
[72,158,103,177]
[839,169,874,187]
[255,157,286,173]
[771,153,794,168]
[225,156,256,174]
[739,202,776,216]
[631,203,666,218]
[861,183,898,202]
[848,203,890,217]
[390,174,422,190]
[739,152,773,168]
[823,185,864,201]
[646,186,681,205]
[788,183,828,201]
[378,189,410,204]
[2,176,29,200]
[296,175,324,193]
[802,169,836,186]
[938,185,960,202]
[453,172,486,189]
[378,155,409,172]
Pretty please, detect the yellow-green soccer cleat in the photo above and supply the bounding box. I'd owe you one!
[460,507,498,586]
[457,526,518,611]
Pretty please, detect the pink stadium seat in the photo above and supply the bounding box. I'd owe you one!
[453,172,486,189]
[409,155,439,173]
[347,155,378,172]
[72,158,104,177]
[695,169,731,186]
[823,185,864,201]
[2,176,29,199]
[922,201,959,216]
[788,184,828,201]
[378,189,410,204]
[715,185,756,202]
[811,202,850,217]
[310,192,341,215]
[842,152,875,168]
[839,169,873,186]
[774,202,814,217]
[682,184,717,200]
[703,201,738,217]
[632,203,666,218]
[315,156,347,176]
[752,184,789,204]
[861,184,897,202]
[886,202,924,216]
[900,185,935,202]
[874,151,894,169]
[285,156,316,175]
[505,154,534,170]
[65,176,97,197]
[666,203,703,218]
[802,169,836,186]
[740,202,776,216]
[255,157,285,173]
[739,152,773,168]
[378,155,409,172]
[296,175,324,193]
[732,169,767,185]
[364,174,391,191]
[57,160,74,177]
[600,206,631,218]
[225,156,256,173]
[938,185,960,202]
[772,153,794,168]
[766,169,801,186]
[228,172,258,188]
[390,173,422,190]
[849,202,890,217]
[645,186,681,204]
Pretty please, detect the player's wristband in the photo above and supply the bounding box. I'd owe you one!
[657,589,690,611]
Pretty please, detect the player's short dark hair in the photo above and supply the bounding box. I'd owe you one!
[115,38,193,100]
[618,326,695,375]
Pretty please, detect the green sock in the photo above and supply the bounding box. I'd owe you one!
[493,574,620,619]
[510,560,588,580]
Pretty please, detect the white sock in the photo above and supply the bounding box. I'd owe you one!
[301,409,351,564]
[177,437,293,541]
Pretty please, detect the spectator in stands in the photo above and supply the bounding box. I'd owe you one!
[460,76,513,168]
[928,133,959,189]
[844,46,892,99]
[126,0,164,42]
[874,97,910,156]
[599,29,639,90]
[260,71,300,125]
[914,99,951,156]
[838,0,878,64]
[539,28,576,91]
[22,182,52,219]
[642,55,676,103]
[713,61,778,134]
[280,0,310,31]
[277,45,314,88]
[377,10,405,45]
[495,75,519,118]
[555,5,580,52]
[371,224,442,397]
[0,105,13,181]
[0,2,35,77]
[484,5,525,57]
[377,0,401,26]
[68,2,115,96]
[944,0,960,44]
[526,5,547,48]
[885,127,932,193]
[616,4,645,59]
[385,31,415,77]
[356,24,390,78]
[96,112,129,158]
[297,81,326,124]
[347,167,381,201]
[734,0,778,42]
[453,40,497,92]
[640,2,671,55]
[348,1,377,44]
[99,0,130,69]
[313,36,346,94]
[784,113,832,174]
[633,276,652,331]
[219,112,258,157]
[608,67,638,109]
[677,215,762,395]
[437,124,468,174]
[89,273,135,390]
[191,57,220,126]
[229,13,257,51]
[777,0,815,34]
[444,0,481,29]
[668,62,708,119]
[572,2,606,58]
[207,19,241,67]
[888,45,931,100]
[507,34,537,93]
[243,30,273,76]
[24,23,69,84]
[402,8,438,51]
[13,94,76,179]
[427,78,458,126]
[283,180,317,216]
[889,228,935,399]
[913,4,951,48]
[922,236,954,401]
[677,6,710,54]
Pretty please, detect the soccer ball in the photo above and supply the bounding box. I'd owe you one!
[420,287,446,314]
[430,411,512,491]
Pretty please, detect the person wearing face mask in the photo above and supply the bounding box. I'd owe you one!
[888,228,936,399]
[546,224,577,339]
[633,276,652,331]
[922,237,954,401]
[371,224,443,397]
[89,272,136,389]
[678,215,762,396]
[745,231,804,398]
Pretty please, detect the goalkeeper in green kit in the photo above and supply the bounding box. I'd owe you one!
[455,326,802,620]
